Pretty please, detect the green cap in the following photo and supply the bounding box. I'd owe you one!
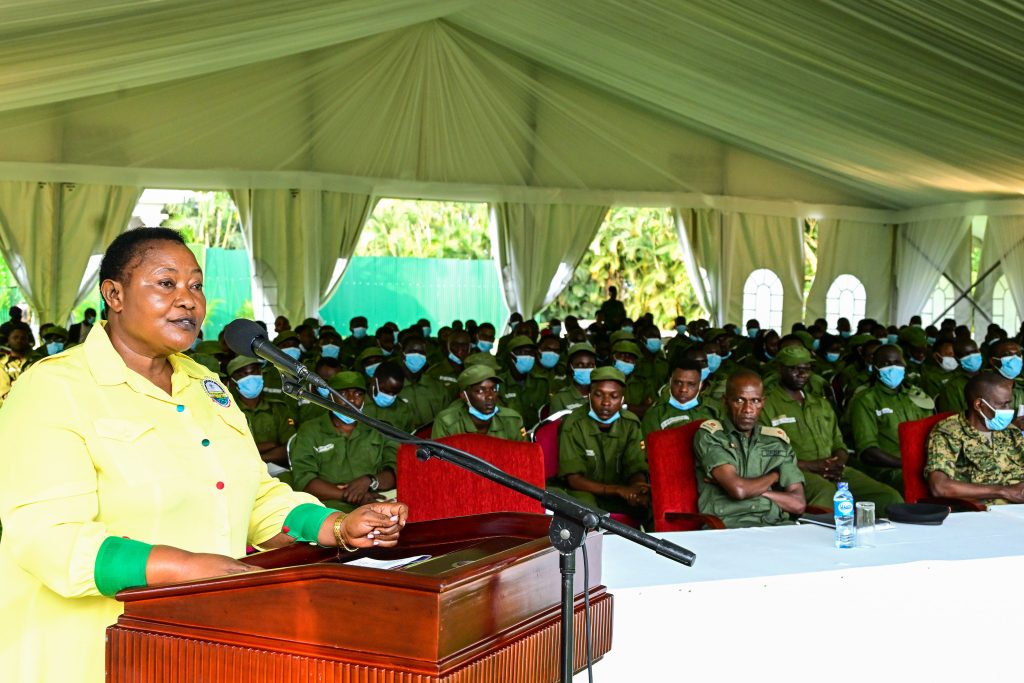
[792,330,814,350]
[355,346,385,365]
[776,345,814,367]
[274,330,299,345]
[590,366,627,385]
[457,364,501,390]
[507,335,537,353]
[465,351,500,369]
[609,330,637,343]
[227,355,262,376]
[847,333,875,348]
[196,340,222,355]
[567,342,596,360]
[704,328,726,343]
[328,371,366,392]
[611,340,642,358]
[898,326,928,348]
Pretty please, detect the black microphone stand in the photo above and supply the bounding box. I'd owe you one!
[280,378,696,683]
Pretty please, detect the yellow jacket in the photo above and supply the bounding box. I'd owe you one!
[0,325,319,681]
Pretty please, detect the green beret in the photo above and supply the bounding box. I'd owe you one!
[227,355,261,376]
[507,335,537,353]
[793,331,814,350]
[776,345,813,367]
[196,340,222,355]
[898,326,928,348]
[328,371,366,392]
[464,351,500,369]
[590,366,627,385]
[847,333,875,348]
[611,340,642,358]
[274,330,299,345]
[355,346,385,365]
[457,364,501,390]
[567,342,597,360]
[609,330,637,343]
[43,325,69,340]
[704,328,726,343]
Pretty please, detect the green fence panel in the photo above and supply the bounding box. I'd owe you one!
[321,256,509,331]
[202,248,252,337]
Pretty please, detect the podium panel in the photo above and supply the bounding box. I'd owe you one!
[107,513,613,682]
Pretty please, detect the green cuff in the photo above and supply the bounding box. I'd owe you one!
[283,503,334,543]
[94,536,153,597]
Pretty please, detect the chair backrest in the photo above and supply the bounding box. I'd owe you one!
[647,420,705,532]
[898,412,954,503]
[413,422,433,439]
[532,411,572,480]
[396,433,546,522]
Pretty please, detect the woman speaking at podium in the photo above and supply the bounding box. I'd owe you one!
[0,228,409,681]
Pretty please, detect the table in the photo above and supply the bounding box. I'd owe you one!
[577,506,1024,682]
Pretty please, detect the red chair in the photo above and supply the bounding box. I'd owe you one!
[647,420,726,531]
[396,433,546,522]
[898,412,985,511]
[414,422,433,439]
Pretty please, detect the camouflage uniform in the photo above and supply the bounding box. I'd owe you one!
[926,413,1024,503]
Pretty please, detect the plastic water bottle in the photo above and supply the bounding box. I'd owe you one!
[833,482,856,549]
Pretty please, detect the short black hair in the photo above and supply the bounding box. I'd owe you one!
[99,227,186,284]
[315,356,342,372]
[375,360,405,384]
[965,372,1010,407]
[671,359,704,375]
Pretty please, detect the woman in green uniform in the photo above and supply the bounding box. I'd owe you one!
[0,228,408,682]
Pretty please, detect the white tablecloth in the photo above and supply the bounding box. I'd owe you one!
[577,506,1024,682]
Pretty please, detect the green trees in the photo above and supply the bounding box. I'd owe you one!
[357,199,490,258]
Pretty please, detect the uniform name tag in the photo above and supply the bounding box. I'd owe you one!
[771,416,796,426]
[315,444,335,453]
[264,387,283,394]
[584,449,596,457]
[505,392,518,399]
[660,415,690,429]
[440,375,457,383]
[875,408,894,416]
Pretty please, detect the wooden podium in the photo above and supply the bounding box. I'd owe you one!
[106,513,613,682]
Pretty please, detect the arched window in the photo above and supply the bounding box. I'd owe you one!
[742,269,783,332]
[993,275,1021,333]
[251,258,279,325]
[920,277,955,327]
[825,274,867,333]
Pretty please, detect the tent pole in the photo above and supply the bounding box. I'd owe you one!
[934,260,1001,323]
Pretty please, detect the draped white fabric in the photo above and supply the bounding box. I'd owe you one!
[805,220,894,325]
[0,181,139,326]
[893,217,971,325]
[672,208,724,325]
[973,223,1001,325]
[232,189,376,323]
[491,203,608,318]
[984,216,1024,319]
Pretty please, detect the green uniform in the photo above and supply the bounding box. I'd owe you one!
[934,370,976,413]
[399,374,450,428]
[640,398,717,436]
[759,384,902,510]
[557,406,648,516]
[425,357,465,400]
[549,384,590,415]
[637,350,669,389]
[536,365,568,394]
[926,413,1024,503]
[919,362,955,399]
[363,396,416,433]
[838,363,871,400]
[598,298,627,329]
[431,404,526,440]
[289,413,398,512]
[340,336,372,366]
[848,382,933,490]
[762,368,832,401]
[233,391,298,445]
[498,370,549,430]
[693,418,805,528]
[622,372,655,414]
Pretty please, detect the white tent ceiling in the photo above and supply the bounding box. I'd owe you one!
[0,0,1021,212]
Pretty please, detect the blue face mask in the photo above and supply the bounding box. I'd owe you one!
[352,327,367,339]
[373,382,397,408]
[320,344,340,359]
[235,374,264,399]
[282,346,302,361]
[477,340,494,353]
[422,326,431,338]
[980,399,1014,431]
[998,355,1024,380]
[764,351,775,361]
[467,404,499,421]
[877,365,905,390]
[447,351,463,367]
[404,352,427,373]
[365,362,381,378]
[551,325,562,335]
[514,354,536,374]
[614,359,635,376]
[706,353,722,374]
[866,363,874,374]
[46,341,64,355]
[669,395,700,411]
[622,325,634,333]
[927,336,937,346]
[826,352,840,363]
[812,339,820,351]
[190,337,201,351]
[645,338,662,353]
[572,367,593,386]
[700,366,711,382]
[393,330,400,344]
[909,356,924,365]
[887,334,899,345]
[85,315,96,325]
[747,328,759,338]
[540,351,560,369]
[960,353,983,373]
[675,325,687,336]
[840,331,852,339]
[588,408,621,426]
[332,410,358,425]
[382,347,393,356]
[691,335,704,343]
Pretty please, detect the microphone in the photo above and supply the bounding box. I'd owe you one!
[223,318,329,390]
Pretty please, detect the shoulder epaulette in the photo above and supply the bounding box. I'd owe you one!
[760,425,790,443]
[699,419,723,434]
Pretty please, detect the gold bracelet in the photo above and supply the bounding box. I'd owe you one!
[333,514,357,552]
